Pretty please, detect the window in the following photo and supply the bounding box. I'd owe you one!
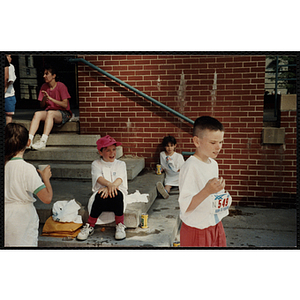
[264,55,296,128]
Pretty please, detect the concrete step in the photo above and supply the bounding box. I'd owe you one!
[33,133,101,147]
[28,156,145,181]
[119,156,145,181]
[24,146,123,162]
[25,147,101,162]
[37,193,181,248]
[14,119,80,134]
[34,171,165,228]
[34,163,92,181]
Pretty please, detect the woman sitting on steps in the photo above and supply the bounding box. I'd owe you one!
[28,64,72,150]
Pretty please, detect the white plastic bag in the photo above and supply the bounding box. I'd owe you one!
[52,199,83,224]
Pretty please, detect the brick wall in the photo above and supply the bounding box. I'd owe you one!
[77,54,296,208]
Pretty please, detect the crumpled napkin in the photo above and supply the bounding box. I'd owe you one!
[126,190,149,204]
[166,156,178,172]
[52,199,83,223]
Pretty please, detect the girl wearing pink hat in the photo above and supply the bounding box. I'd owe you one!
[77,135,128,241]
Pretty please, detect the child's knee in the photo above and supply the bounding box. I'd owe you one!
[114,191,123,204]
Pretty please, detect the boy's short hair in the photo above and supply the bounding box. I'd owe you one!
[193,116,224,137]
[162,135,177,147]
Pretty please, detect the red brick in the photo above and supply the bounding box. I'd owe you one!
[234,56,251,62]
[76,54,295,208]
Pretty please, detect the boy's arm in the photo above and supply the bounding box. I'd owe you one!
[97,176,122,198]
[97,176,122,187]
[186,177,225,212]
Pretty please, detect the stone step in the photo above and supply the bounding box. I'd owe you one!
[34,171,165,228]
[119,156,145,181]
[14,119,80,134]
[37,193,180,248]
[29,156,145,181]
[33,133,101,147]
[24,147,101,162]
[24,146,123,162]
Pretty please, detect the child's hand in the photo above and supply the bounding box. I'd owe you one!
[98,183,119,198]
[98,187,109,198]
[204,177,225,195]
[107,182,119,198]
[37,165,52,181]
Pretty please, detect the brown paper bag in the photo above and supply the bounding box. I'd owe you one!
[42,216,83,238]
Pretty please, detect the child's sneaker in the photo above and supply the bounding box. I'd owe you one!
[76,223,94,241]
[115,223,126,240]
[32,138,47,150]
[156,182,169,199]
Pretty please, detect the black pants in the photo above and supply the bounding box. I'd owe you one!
[90,190,124,218]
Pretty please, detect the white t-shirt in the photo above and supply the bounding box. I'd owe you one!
[5,158,45,204]
[5,64,16,98]
[87,158,128,225]
[5,158,46,246]
[178,155,232,229]
[160,151,185,186]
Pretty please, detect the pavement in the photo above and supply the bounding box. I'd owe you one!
[37,182,298,248]
[222,206,297,248]
[38,192,181,248]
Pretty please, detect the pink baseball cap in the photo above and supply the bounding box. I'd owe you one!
[96,135,122,150]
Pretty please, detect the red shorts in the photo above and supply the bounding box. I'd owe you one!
[180,221,227,247]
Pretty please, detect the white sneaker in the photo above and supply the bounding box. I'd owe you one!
[156,182,169,199]
[115,223,126,240]
[32,138,47,150]
[76,224,94,241]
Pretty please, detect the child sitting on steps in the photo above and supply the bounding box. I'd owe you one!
[156,135,185,199]
[77,135,128,241]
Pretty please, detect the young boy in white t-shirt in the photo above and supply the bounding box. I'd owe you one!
[76,135,128,241]
[156,135,185,199]
[178,116,232,247]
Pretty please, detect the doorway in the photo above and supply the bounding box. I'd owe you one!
[12,54,78,110]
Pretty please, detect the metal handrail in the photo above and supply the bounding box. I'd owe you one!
[69,58,194,125]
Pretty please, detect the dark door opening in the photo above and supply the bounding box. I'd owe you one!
[12,54,78,110]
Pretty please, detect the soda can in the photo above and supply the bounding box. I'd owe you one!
[156,164,162,175]
[173,241,180,247]
[141,213,148,228]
